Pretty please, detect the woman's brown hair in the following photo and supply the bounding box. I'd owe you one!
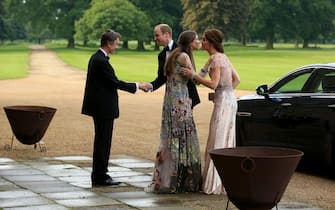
[204,29,224,53]
[165,30,197,76]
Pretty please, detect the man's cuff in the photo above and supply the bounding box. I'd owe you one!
[135,82,139,92]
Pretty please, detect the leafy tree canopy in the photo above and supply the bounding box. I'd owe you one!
[75,0,151,44]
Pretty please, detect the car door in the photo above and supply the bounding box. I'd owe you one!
[285,68,335,163]
[237,67,316,148]
[237,66,335,165]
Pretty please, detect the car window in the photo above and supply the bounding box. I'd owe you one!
[274,71,312,93]
[319,73,335,93]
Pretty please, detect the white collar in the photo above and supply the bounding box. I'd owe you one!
[167,40,174,51]
[99,48,108,57]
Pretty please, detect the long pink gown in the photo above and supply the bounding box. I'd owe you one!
[202,53,238,194]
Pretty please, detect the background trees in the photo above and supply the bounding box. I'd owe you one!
[0,1,6,43]
[249,0,335,49]
[75,0,151,50]
[1,0,334,49]
[4,0,90,47]
[181,0,252,44]
[129,0,183,49]
[48,0,91,48]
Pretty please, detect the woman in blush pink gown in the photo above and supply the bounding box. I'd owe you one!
[182,28,240,194]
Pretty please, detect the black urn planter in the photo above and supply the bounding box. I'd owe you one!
[4,105,56,151]
[209,146,303,210]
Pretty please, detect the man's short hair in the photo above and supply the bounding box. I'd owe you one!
[101,29,121,47]
[157,24,172,37]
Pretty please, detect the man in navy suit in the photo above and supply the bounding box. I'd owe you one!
[143,24,200,108]
[82,29,145,186]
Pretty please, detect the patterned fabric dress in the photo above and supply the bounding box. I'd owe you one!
[202,53,238,194]
[145,55,202,193]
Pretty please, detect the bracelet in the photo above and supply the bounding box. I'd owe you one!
[200,68,208,74]
[191,72,196,80]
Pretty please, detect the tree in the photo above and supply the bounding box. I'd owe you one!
[129,0,183,49]
[74,14,91,46]
[248,0,281,49]
[4,0,91,47]
[160,0,184,38]
[48,0,91,48]
[4,0,47,43]
[224,0,253,45]
[294,0,335,48]
[181,0,220,34]
[75,0,151,50]
[0,0,7,42]
[249,0,335,49]
[3,18,26,42]
[181,0,252,44]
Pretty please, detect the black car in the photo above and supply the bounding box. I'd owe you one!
[236,63,335,169]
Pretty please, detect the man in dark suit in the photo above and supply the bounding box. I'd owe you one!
[82,29,145,187]
[143,24,200,108]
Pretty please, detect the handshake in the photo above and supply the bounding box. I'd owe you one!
[138,82,153,92]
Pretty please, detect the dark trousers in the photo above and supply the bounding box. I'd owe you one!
[91,116,114,181]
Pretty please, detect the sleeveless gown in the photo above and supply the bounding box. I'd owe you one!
[202,53,238,194]
[145,58,202,193]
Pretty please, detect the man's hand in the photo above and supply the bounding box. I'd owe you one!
[139,82,152,92]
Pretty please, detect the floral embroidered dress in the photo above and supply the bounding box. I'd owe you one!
[146,53,202,193]
[202,53,238,194]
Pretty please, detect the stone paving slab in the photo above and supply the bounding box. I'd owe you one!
[4,204,69,210]
[0,196,53,208]
[2,174,57,182]
[0,164,30,170]
[0,168,44,176]
[129,181,152,188]
[119,197,183,208]
[0,158,16,164]
[107,170,145,178]
[42,190,98,200]
[55,196,121,207]
[0,189,38,199]
[0,156,324,210]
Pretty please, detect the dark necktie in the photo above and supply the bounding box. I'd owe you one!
[165,46,171,58]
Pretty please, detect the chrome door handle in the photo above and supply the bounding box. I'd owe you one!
[237,112,252,117]
[328,104,335,109]
[281,103,292,107]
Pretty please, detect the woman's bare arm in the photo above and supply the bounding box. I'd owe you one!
[231,68,240,89]
[182,65,220,90]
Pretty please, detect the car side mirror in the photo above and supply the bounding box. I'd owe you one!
[256,84,268,95]
[256,84,281,102]
[256,84,271,100]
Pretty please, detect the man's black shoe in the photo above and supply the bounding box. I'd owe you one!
[91,178,121,187]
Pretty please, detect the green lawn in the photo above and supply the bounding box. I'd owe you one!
[0,43,30,79]
[1,42,335,90]
[226,44,335,89]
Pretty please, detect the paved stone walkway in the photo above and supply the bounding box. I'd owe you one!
[0,155,322,210]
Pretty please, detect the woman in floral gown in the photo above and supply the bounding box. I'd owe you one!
[145,31,202,193]
[183,29,240,194]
